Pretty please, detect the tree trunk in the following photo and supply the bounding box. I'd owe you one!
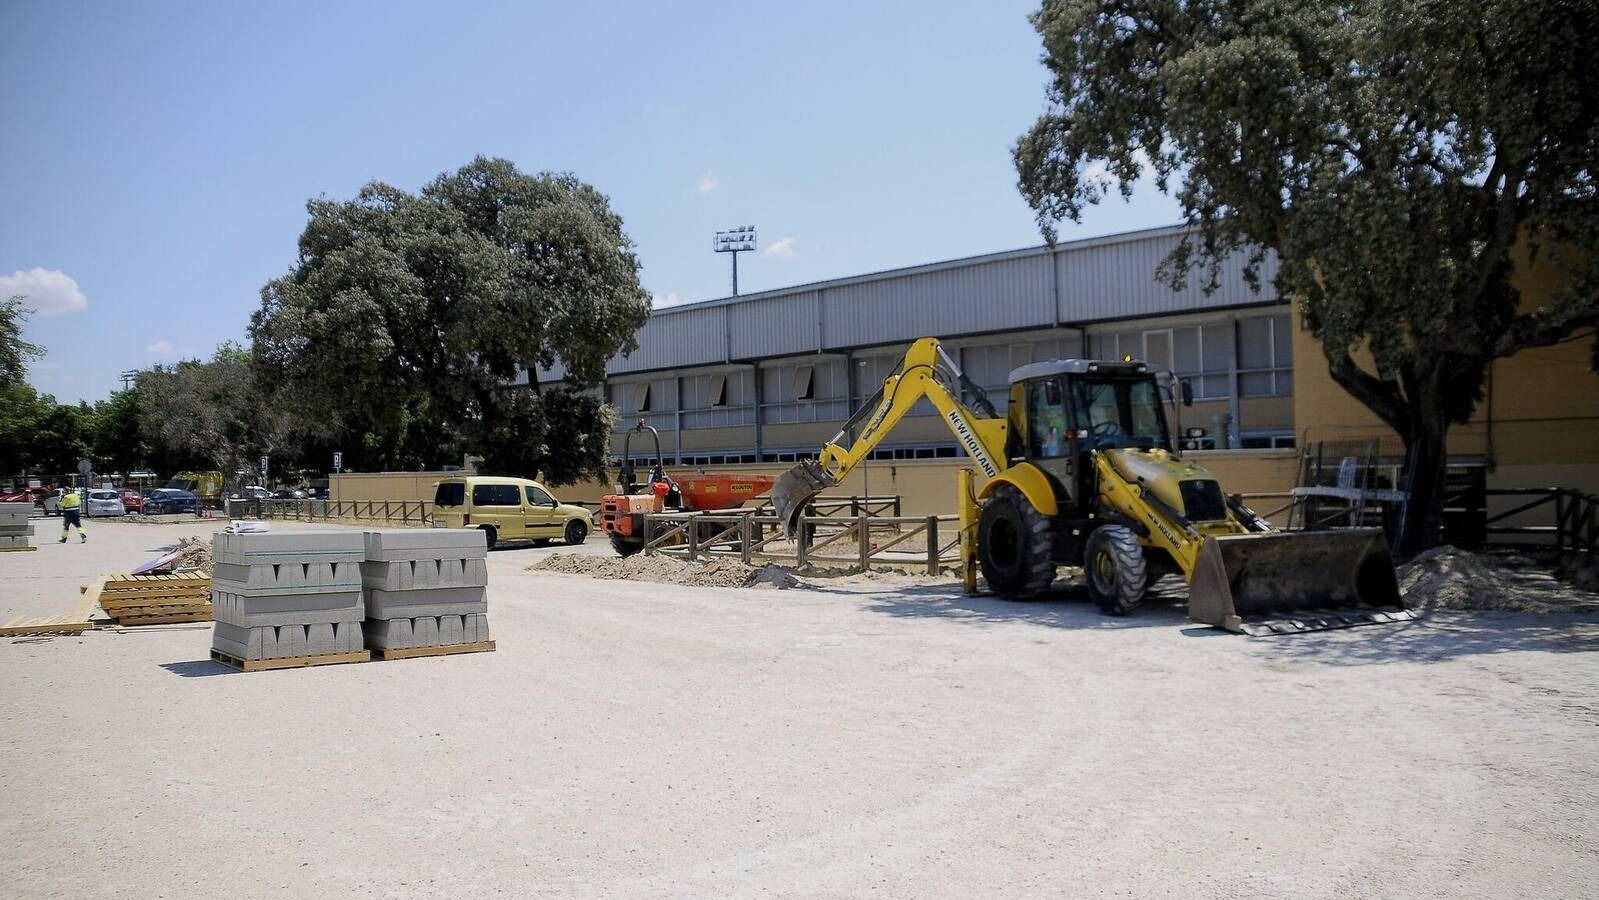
[1396,411,1450,559]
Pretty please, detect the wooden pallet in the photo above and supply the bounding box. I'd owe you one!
[1,577,99,637]
[93,572,214,625]
[371,640,497,661]
[209,648,371,672]
[0,545,37,552]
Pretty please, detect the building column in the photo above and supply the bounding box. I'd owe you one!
[1227,315,1242,448]
[751,363,764,463]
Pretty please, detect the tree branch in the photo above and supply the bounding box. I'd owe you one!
[1324,344,1412,436]
[1494,299,1599,357]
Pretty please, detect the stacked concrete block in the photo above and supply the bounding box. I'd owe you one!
[362,529,490,650]
[209,531,367,661]
[0,501,35,549]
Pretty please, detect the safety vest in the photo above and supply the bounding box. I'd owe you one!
[60,491,80,510]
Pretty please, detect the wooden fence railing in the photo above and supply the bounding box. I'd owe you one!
[642,508,958,574]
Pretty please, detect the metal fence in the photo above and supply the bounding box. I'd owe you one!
[228,498,433,527]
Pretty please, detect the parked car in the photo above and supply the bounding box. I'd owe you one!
[272,488,308,500]
[430,476,591,550]
[144,488,201,515]
[84,489,126,517]
[237,485,272,501]
[118,488,145,513]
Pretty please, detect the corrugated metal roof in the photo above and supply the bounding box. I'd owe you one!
[536,224,1278,382]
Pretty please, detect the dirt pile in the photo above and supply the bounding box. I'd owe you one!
[173,536,213,574]
[530,554,800,589]
[1398,545,1599,613]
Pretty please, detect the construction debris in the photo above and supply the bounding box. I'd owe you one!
[173,536,213,574]
[530,553,802,589]
[362,529,494,658]
[1398,545,1599,614]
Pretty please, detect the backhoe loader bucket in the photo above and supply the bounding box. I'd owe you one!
[1186,528,1414,636]
[771,459,837,538]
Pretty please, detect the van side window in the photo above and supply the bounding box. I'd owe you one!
[434,483,466,507]
[472,484,522,506]
[526,486,554,506]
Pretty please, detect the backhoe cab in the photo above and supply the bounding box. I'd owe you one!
[773,337,1409,635]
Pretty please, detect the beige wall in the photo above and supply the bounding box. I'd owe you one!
[1290,244,1599,489]
[330,472,451,505]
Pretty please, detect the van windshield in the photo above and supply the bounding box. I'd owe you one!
[434,482,466,507]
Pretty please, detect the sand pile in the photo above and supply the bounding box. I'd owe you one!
[1398,545,1599,613]
[531,553,800,589]
[173,535,214,574]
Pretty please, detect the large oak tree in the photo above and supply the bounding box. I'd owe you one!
[1014,0,1599,553]
[251,157,651,480]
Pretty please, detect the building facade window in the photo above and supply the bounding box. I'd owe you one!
[1237,314,1294,397]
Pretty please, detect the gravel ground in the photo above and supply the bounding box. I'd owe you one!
[2,520,1597,899]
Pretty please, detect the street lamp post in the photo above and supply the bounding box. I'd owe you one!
[713,226,757,296]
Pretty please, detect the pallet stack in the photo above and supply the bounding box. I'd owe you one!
[95,572,213,625]
[0,501,35,551]
[362,529,494,659]
[209,531,370,671]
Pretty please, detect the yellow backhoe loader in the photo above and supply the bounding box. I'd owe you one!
[771,337,1413,635]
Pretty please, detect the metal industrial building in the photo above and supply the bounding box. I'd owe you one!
[585,224,1295,466]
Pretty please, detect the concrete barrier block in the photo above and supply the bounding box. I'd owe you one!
[438,614,465,645]
[364,586,488,620]
[412,615,440,647]
[360,557,488,592]
[365,617,414,649]
[364,528,487,561]
[305,622,338,654]
[0,511,31,526]
[0,534,30,548]
[212,622,268,658]
[213,531,365,566]
[213,561,361,594]
[211,589,364,627]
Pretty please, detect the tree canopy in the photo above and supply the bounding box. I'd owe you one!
[1015,0,1599,552]
[0,295,44,390]
[251,157,650,480]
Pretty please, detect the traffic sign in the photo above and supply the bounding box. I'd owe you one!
[333,451,343,473]
[259,455,269,476]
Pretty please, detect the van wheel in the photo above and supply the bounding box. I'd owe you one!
[479,525,498,551]
[565,520,588,545]
[1084,525,1148,615]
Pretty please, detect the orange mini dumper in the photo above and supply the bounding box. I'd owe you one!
[600,421,776,556]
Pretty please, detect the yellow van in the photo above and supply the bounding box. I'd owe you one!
[430,476,592,550]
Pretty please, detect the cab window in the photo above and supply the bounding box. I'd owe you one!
[1026,378,1069,458]
[471,484,522,506]
[525,485,554,506]
[434,482,466,507]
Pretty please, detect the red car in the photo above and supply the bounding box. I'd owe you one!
[118,488,145,513]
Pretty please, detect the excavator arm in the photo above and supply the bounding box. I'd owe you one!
[771,337,1007,535]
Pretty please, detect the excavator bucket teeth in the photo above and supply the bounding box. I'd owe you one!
[771,460,837,538]
[1186,528,1413,635]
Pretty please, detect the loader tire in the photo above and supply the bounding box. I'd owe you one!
[610,533,644,557]
[977,485,1055,598]
[1085,525,1148,616]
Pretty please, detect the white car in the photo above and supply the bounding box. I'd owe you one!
[84,489,126,517]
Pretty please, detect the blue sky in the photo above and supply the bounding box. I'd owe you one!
[1,1,1179,403]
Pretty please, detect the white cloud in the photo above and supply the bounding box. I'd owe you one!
[652,292,684,307]
[145,340,177,356]
[0,267,87,316]
[762,237,798,260]
[695,172,720,193]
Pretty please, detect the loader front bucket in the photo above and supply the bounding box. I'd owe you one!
[1186,528,1414,636]
[771,459,837,538]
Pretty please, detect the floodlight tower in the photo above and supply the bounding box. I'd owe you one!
[713,226,757,296]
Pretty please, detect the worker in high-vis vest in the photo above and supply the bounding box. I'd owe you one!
[59,488,86,543]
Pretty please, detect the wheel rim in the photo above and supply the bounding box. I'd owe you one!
[989,516,1020,572]
[567,521,584,543]
[1092,548,1117,592]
